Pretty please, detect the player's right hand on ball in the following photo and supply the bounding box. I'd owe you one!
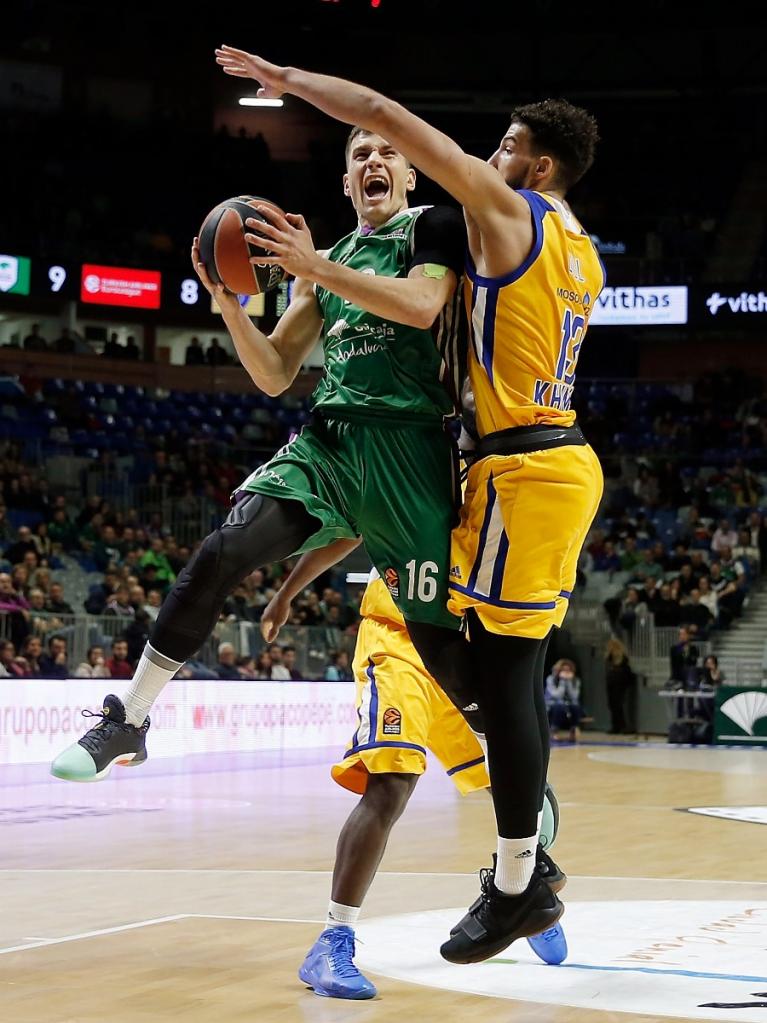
[191,237,241,312]
[260,593,291,643]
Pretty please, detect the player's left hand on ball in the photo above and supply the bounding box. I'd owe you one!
[244,208,319,279]
[215,45,287,99]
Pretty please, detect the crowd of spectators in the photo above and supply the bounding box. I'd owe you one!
[0,442,360,681]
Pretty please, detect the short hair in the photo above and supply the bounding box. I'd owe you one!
[218,642,235,656]
[508,98,599,190]
[344,125,410,167]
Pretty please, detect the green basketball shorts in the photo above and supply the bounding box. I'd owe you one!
[238,414,460,630]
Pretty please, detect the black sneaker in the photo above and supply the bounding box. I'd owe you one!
[50,695,149,782]
[536,844,567,893]
[441,865,563,964]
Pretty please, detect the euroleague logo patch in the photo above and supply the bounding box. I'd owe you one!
[382,707,402,735]
[384,567,399,598]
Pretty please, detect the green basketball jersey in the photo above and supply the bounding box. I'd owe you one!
[312,206,464,425]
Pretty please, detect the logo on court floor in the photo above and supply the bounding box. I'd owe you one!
[357,899,767,1022]
[382,707,402,735]
[384,567,399,598]
[678,806,767,826]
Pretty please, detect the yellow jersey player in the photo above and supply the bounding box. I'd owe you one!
[260,540,567,998]
[216,46,603,965]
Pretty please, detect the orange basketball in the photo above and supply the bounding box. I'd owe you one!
[198,195,287,296]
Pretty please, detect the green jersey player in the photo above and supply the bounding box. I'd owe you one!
[51,127,475,787]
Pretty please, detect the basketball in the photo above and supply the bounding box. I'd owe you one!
[198,195,287,295]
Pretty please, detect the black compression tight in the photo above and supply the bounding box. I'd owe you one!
[151,493,319,663]
[469,610,552,838]
[407,611,551,838]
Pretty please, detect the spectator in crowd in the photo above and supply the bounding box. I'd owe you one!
[106,638,133,680]
[697,575,719,622]
[679,588,714,638]
[593,540,621,573]
[10,564,30,597]
[124,335,141,361]
[605,638,636,735]
[653,582,681,626]
[676,562,698,597]
[254,650,273,679]
[39,636,69,678]
[46,581,74,615]
[223,583,255,622]
[48,507,78,552]
[545,658,584,741]
[669,626,699,686]
[619,536,642,573]
[0,639,31,678]
[215,642,242,680]
[324,650,352,682]
[701,653,725,687]
[635,548,664,584]
[185,336,205,365]
[282,645,303,681]
[23,323,48,351]
[74,645,111,678]
[20,635,43,677]
[105,585,135,619]
[711,552,746,622]
[103,332,122,359]
[144,588,163,622]
[237,655,257,679]
[0,571,30,647]
[52,326,76,353]
[266,643,292,681]
[93,525,122,571]
[711,518,738,555]
[4,525,37,567]
[206,337,229,365]
[618,587,648,636]
[140,538,176,586]
[84,570,119,614]
[733,528,760,574]
[32,521,53,563]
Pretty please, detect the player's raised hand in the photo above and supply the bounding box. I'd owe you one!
[244,207,319,279]
[215,45,287,99]
[260,590,292,644]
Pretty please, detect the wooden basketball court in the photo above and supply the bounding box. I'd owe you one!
[2,737,765,1022]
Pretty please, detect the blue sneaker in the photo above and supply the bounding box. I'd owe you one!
[298,926,377,999]
[527,922,568,964]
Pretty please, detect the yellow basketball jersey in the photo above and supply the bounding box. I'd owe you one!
[464,190,605,437]
[360,570,406,630]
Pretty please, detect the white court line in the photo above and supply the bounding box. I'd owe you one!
[0,914,323,956]
[0,915,187,955]
[1,869,766,886]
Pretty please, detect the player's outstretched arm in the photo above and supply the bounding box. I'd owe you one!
[261,537,362,643]
[244,206,458,329]
[215,46,527,228]
[192,238,322,396]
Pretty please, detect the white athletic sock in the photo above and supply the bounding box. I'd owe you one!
[121,644,183,727]
[326,900,361,929]
[495,833,538,895]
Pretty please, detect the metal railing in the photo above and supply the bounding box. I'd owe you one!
[1,610,356,681]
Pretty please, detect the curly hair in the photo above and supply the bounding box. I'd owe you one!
[509,99,599,190]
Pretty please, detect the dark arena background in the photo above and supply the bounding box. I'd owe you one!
[1,3,767,1021]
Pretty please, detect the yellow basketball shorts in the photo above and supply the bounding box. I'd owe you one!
[331,617,489,796]
[448,443,603,638]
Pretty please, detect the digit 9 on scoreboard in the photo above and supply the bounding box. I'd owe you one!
[30,260,78,299]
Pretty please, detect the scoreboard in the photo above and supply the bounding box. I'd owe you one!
[1,252,289,319]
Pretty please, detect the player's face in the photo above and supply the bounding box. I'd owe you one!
[344,132,416,228]
[488,123,540,189]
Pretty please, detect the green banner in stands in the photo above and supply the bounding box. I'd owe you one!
[714,685,767,746]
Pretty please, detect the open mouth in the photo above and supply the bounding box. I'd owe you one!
[364,176,389,200]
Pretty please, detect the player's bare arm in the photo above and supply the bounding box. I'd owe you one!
[192,238,322,396]
[244,205,457,330]
[215,47,532,262]
[260,537,362,643]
